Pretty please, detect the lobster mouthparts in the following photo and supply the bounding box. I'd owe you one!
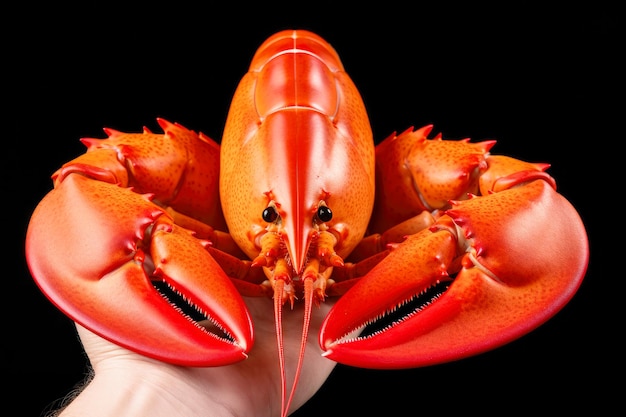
[319,180,589,369]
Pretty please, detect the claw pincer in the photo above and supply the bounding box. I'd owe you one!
[26,121,253,366]
[320,128,588,368]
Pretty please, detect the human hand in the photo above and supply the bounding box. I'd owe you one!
[56,296,338,417]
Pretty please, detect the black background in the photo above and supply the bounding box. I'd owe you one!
[7,2,616,415]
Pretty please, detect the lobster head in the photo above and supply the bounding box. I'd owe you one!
[219,31,376,284]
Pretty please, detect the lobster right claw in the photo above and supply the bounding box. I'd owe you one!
[26,174,254,366]
[320,179,589,368]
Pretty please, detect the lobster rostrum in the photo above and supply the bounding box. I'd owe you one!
[26,30,589,416]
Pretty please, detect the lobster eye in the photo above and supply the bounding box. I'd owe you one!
[317,205,333,222]
[262,206,279,223]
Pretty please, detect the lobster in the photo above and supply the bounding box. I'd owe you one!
[25,30,589,417]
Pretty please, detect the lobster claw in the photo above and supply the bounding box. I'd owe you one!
[319,179,588,368]
[26,174,253,366]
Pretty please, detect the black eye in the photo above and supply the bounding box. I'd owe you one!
[317,205,333,222]
[262,206,279,223]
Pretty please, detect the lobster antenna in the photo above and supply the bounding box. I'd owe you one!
[274,280,287,417]
[282,278,314,417]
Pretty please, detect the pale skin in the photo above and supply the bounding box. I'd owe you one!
[53,296,339,417]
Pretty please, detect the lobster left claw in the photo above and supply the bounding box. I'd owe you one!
[320,178,588,368]
[25,122,254,367]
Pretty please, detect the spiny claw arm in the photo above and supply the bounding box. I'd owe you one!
[320,126,589,368]
[26,120,254,366]
[54,118,228,230]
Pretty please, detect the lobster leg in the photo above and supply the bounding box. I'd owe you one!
[319,128,589,368]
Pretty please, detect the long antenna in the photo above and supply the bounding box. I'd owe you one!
[273,280,287,417]
[281,278,314,417]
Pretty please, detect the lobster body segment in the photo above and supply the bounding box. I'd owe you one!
[25,29,588,417]
[220,31,375,279]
